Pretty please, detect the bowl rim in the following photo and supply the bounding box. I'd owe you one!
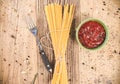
[76,18,108,50]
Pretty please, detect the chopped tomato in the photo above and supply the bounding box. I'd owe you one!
[78,21,106,49]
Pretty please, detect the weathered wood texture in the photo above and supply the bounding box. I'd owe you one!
[0,0,120,84]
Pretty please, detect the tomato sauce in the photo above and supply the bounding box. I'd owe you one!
[78,21,106,49]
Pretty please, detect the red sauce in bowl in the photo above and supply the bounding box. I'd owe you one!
[78,21,106,49]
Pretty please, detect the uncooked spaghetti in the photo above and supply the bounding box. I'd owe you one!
[45,3,75,84]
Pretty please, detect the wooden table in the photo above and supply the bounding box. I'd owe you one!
[0,0,120,84]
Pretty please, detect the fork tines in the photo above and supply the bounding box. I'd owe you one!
[25,15,36,29]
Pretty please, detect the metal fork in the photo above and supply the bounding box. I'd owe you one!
[25,16,52,73]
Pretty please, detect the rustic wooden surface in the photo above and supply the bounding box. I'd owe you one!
[0,0,120,84]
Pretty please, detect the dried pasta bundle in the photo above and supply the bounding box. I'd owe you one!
[45,3,75,84]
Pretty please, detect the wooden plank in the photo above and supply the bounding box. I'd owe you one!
[36,0,53,84]
[0,2,3,83]
[79,0,120,84]
[0,0,38,84]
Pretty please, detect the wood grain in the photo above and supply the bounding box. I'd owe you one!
[0,0,120,84]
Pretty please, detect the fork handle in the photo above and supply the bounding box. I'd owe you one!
[36,37,52,73]
[39,49,52,73]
